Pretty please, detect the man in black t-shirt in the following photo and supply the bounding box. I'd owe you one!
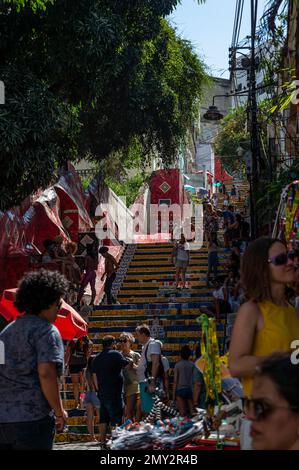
[92,335,131,447]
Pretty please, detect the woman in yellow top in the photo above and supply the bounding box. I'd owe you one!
[229,237,299,396]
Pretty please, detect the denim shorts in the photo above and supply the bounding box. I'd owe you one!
[84,391,100,408]
[0,415,55,450]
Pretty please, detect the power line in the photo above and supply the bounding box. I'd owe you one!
[235,0,245,47]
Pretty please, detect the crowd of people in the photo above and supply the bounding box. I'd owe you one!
[65,324,213,449]
[41,237,119,307]
[1,265,298,452]
[174,188,250,322]
[1,182,299,451]
[0,266,209,451]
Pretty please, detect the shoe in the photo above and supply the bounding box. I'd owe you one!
[98,442,110,450]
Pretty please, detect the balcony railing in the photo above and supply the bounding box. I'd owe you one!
[268,137,299,166]
[76,168,98,178]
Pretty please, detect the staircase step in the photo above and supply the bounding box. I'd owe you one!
[129,259,227,266]
[118,289,212,296]
[117,297,212,304]
[93,300,212,311]
[123,273,219,280]
[88,314,218,327]
[121,280,210,287]
[133,252,228,258]
[118,289,212,295]
[55,433,100,443]
[90,306,214,318]
[126,267,227,273]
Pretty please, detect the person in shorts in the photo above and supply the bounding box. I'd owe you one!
[99,246,119,305]
[77,244,98,306]
[83,356,100,441]
[92,335,131,448]
[171,233,190,289]
[173,346,199,417]
[135,325,164,415]
[65,336,92,409]
[117,332,141,421]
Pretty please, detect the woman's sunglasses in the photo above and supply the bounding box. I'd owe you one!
[268,252,295,266]
[117,338,128,343]
[243,397,299,420]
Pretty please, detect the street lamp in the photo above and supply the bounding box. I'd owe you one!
[203,95,227,121]
[203,91,250,121]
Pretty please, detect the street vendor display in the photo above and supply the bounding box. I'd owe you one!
[273,180,299,248]
[110,314,243,451]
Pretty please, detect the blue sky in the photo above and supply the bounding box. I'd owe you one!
[168,0,269,78]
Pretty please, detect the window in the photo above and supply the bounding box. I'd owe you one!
[159,199,171,206]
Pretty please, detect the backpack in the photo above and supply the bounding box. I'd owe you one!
[144,340,164,379]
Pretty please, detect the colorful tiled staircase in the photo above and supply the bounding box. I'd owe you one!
[56,242,231,443]
[57,182,248,443]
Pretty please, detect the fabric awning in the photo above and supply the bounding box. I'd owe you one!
[0,289,88,340]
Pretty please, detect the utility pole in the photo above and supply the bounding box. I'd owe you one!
[296,0,299,124]
[248,0,260,240]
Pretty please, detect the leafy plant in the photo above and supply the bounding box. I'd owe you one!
[0,0,208,210]
[213,105,249,176]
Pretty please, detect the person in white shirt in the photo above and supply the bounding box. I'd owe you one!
[200,277,231,321]
[223,194,230,208]
[171,233,190,289]
[135,325,163,414]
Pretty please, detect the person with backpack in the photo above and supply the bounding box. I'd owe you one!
[135,325,164,415]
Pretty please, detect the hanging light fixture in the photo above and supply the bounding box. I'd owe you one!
[203,105,224,121]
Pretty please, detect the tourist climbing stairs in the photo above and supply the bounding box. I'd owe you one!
[56,241,231,443]
[56,183,249,443]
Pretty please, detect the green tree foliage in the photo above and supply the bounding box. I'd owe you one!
[213,105,249,175]
[106,174,148,208]
[0,0,207,210]
[3,0,54,10]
